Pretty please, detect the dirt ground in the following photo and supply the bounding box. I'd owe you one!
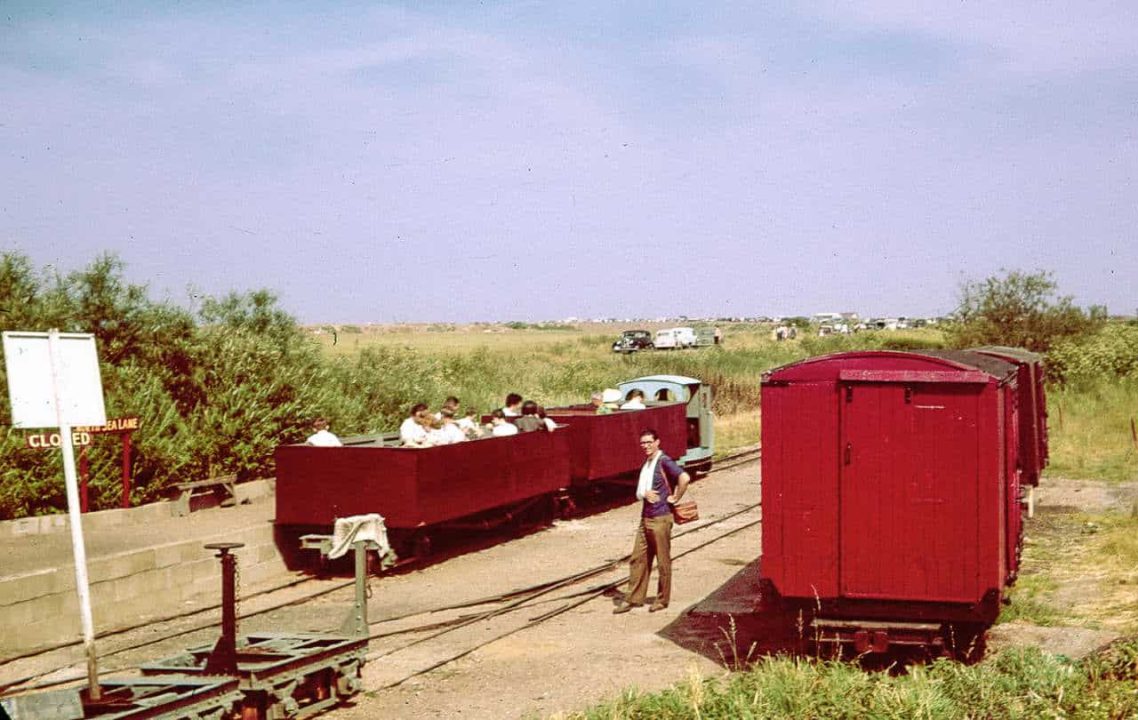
[314,466,1138,720]
[326,461,766,720]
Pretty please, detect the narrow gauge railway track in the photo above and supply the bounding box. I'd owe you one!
[0,447,761,697]
[362,503,762,691]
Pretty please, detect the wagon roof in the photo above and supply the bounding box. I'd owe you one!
[921,350,1018,380]
[972,345,1044,363]
[763,350,1016,383]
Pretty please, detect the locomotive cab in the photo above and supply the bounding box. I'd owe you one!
[617,375,714,472]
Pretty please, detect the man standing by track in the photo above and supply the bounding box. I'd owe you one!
[614,428,690,614]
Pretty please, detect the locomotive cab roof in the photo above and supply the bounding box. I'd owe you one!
[618,375,702,402]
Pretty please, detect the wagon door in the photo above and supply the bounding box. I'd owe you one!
[839,376,985,602]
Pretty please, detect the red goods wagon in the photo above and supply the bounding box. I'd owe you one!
[760,350,1026,657]
[275,430,569,537]
[544,402,687,485]
[972,346,1049,486]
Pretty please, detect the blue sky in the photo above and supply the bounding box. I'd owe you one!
[2,1,1135,323]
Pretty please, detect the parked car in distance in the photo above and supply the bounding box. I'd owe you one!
[612,329,654,353]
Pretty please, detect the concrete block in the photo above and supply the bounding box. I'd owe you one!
[186,577,220,603]
[235,478,274,504]
[151,540,206,568]
[82,507,128,532]
[7,517,41,537]
[0,569,63,606]
[239,559,291,588]
[103,571,143,603]
[90,548,157,583]
[0,592,70,628]
[152,542,185,568]
[9,615,80,654]
[253,542,282,564]
[189,557,221,584]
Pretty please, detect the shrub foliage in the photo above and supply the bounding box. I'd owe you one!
[947,269,1104,353]
[0,252,416,518]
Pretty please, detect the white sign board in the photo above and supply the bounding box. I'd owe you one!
[2,331,107,428]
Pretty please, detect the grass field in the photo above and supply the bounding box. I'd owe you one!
[1048,378,1138,483]
[309,323,1137,483]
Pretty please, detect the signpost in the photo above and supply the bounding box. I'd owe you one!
[75,416,141,509]
[2,330,107,701]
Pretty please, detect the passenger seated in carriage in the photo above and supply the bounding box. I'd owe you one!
[430,408,468,445]
[400,403,434,447]
[620,389,647,410]
[305,417,343,446]
[490,409,519,437]
[501,393,523,417]
[591,389,621,414]
[537,405,557,432]
[514,400,546,433]
[457,408,485,439]
[435,395,461,420]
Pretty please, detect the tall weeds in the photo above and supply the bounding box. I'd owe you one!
[554,643,1138,719]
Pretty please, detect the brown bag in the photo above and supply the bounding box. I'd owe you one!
[671,499,700,524]
[662,468,699,524]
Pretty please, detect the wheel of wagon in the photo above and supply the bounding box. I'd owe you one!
[557,495,577,520]
[540,494,559,525]
[411,531,432,558]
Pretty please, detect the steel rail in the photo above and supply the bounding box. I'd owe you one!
[370,514,764,690]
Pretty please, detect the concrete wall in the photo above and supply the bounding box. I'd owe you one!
[0,481,288,656]
[0,480,273,539]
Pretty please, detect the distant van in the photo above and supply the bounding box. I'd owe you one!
[654,329,679,349]
[672,327,697,347]
[655,327,696,350]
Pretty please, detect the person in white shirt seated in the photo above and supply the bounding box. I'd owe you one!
[434,395,460,421]
[457,408,485,439]
[432,409,468,445]
[501,393,523,417]
[305,417,343,447]
[399,403,433,447]
[537,405,557,432]
[490,409,519,437]
[620,389,647,410]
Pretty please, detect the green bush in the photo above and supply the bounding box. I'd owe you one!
[0,252,363,517]
[947,269,1103,353]
[1047,323,1138,385]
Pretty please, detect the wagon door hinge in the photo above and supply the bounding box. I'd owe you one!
[845,386,853,403]
[844,442,852,465]
[904,386,913,404]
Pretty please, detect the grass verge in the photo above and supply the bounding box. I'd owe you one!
[547,643,1138,719]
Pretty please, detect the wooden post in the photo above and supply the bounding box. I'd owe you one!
[1131,418,1137,449]
[121,432,133,508]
